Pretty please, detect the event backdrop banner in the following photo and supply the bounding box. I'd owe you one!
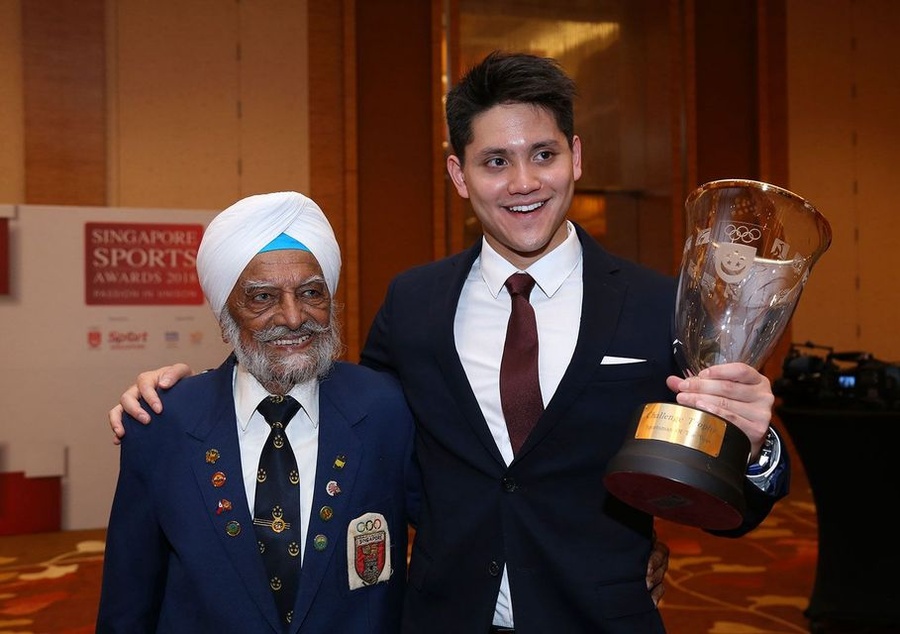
[0,205,233,531]
[84,222,205,306]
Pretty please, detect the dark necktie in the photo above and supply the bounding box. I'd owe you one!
[253,394,302,629]
[500,272,543,455]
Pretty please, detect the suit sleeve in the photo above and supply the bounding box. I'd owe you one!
[360,278,399,376]
[707,447,791,537]
[96,416,168,632]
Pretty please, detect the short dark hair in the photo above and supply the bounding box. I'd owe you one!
[445,50,577,163]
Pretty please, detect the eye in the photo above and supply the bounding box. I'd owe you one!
[251,291,275,303]
[298,283,329,306]
[486,156,508,168]
[534,150,555,162]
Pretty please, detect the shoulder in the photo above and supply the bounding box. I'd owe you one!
[577,227,675,288]
[322,362,410,414]
[123,359,232,434]
[325,361,403,393]
[160,359,232,405]
[387,244,478,288]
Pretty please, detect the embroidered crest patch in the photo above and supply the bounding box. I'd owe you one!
[346,511,391,589]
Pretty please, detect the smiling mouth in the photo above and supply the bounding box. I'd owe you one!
[506,201,544,213]
[269,334,312,347]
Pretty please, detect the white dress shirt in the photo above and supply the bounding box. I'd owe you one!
[454,221,583,628]
[233,362,320,563]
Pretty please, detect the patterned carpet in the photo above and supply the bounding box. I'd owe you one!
[0,528,105,634]
[656,493,818,633]
[0,437,822,634]
[0,492,817,633]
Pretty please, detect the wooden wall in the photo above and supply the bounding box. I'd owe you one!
[787,0,900,362]
[5,0,443,361]
[2,0,900,530]
[6,2,900,364]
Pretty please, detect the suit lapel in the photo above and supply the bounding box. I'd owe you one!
[187,357,284,632]
[516,226,629,456]
[290,375,363,630]
[431,242,510,464]
[426,230,631,462]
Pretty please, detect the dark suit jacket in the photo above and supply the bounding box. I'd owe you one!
[361,224,789,634]
[97,356,419,633]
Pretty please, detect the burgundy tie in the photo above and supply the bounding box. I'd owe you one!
[500,272,543,455]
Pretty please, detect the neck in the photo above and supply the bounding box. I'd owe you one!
[259,378,295,397]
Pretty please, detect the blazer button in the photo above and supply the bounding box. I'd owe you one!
[488,561,501,576]
[501,476,517,492]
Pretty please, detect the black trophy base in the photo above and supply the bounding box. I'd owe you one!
[604,403,751,531]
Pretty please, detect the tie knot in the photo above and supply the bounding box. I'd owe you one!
[257,394,301,428]
[505,272,536,300]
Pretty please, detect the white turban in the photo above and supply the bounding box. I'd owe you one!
[197,191,341,317]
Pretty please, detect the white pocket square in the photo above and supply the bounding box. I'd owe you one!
[600,355,646,365]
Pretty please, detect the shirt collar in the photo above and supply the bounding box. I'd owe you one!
[234,361,320,431]
[479,220,582,299]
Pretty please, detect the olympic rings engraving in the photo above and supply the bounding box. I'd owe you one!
[725,224,762,244]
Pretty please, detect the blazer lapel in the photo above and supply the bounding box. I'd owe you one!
[431,242,510,464]
[516,226,629,456]
[187,357,284,632]
[424,232,631,463]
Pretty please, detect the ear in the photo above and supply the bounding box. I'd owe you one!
[571,135,583,182]
[446,154,470,199]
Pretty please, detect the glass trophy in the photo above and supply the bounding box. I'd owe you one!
[604,179,832,530]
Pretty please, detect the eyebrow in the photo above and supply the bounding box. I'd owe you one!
[241,274,327,292]
[472,139,563,162]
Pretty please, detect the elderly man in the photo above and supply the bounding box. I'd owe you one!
[96,192,418,633]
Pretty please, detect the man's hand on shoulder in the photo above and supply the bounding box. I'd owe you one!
[109,363,195,444]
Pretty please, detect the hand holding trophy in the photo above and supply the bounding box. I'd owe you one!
[604,179,832,530]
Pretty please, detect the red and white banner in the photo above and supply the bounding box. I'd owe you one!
[85,222,204,305]
[1,204,231,531]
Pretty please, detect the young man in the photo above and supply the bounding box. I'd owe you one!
[97,192,419,633]
[110,52,786,632]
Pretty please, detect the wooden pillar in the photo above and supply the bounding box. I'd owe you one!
[22,0,107,205]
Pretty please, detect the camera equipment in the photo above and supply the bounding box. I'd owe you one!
[774,341,900,410]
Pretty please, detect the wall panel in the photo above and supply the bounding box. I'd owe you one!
[22,0,106,205]
[786,0,900,359]
[854,0,900,361]
[237,1,310,197]
[0,0,24,205]
[111,0,241,209]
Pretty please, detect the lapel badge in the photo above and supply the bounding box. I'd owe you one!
[326,480,342,496]
[211,471,226,488]
[333,455,346,470]
[216,499,233,515]
[225,520,241,537]
[314,534,328,551]
[205,448,220,464]
[319,506,334,521]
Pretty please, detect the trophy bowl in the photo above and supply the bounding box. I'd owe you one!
[604,179,832,530]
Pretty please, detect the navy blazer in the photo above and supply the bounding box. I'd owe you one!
[361,223,789,634]
[97,356,419,633]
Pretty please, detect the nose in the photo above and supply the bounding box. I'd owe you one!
[508,163,540,195]
[275,295,307,330]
